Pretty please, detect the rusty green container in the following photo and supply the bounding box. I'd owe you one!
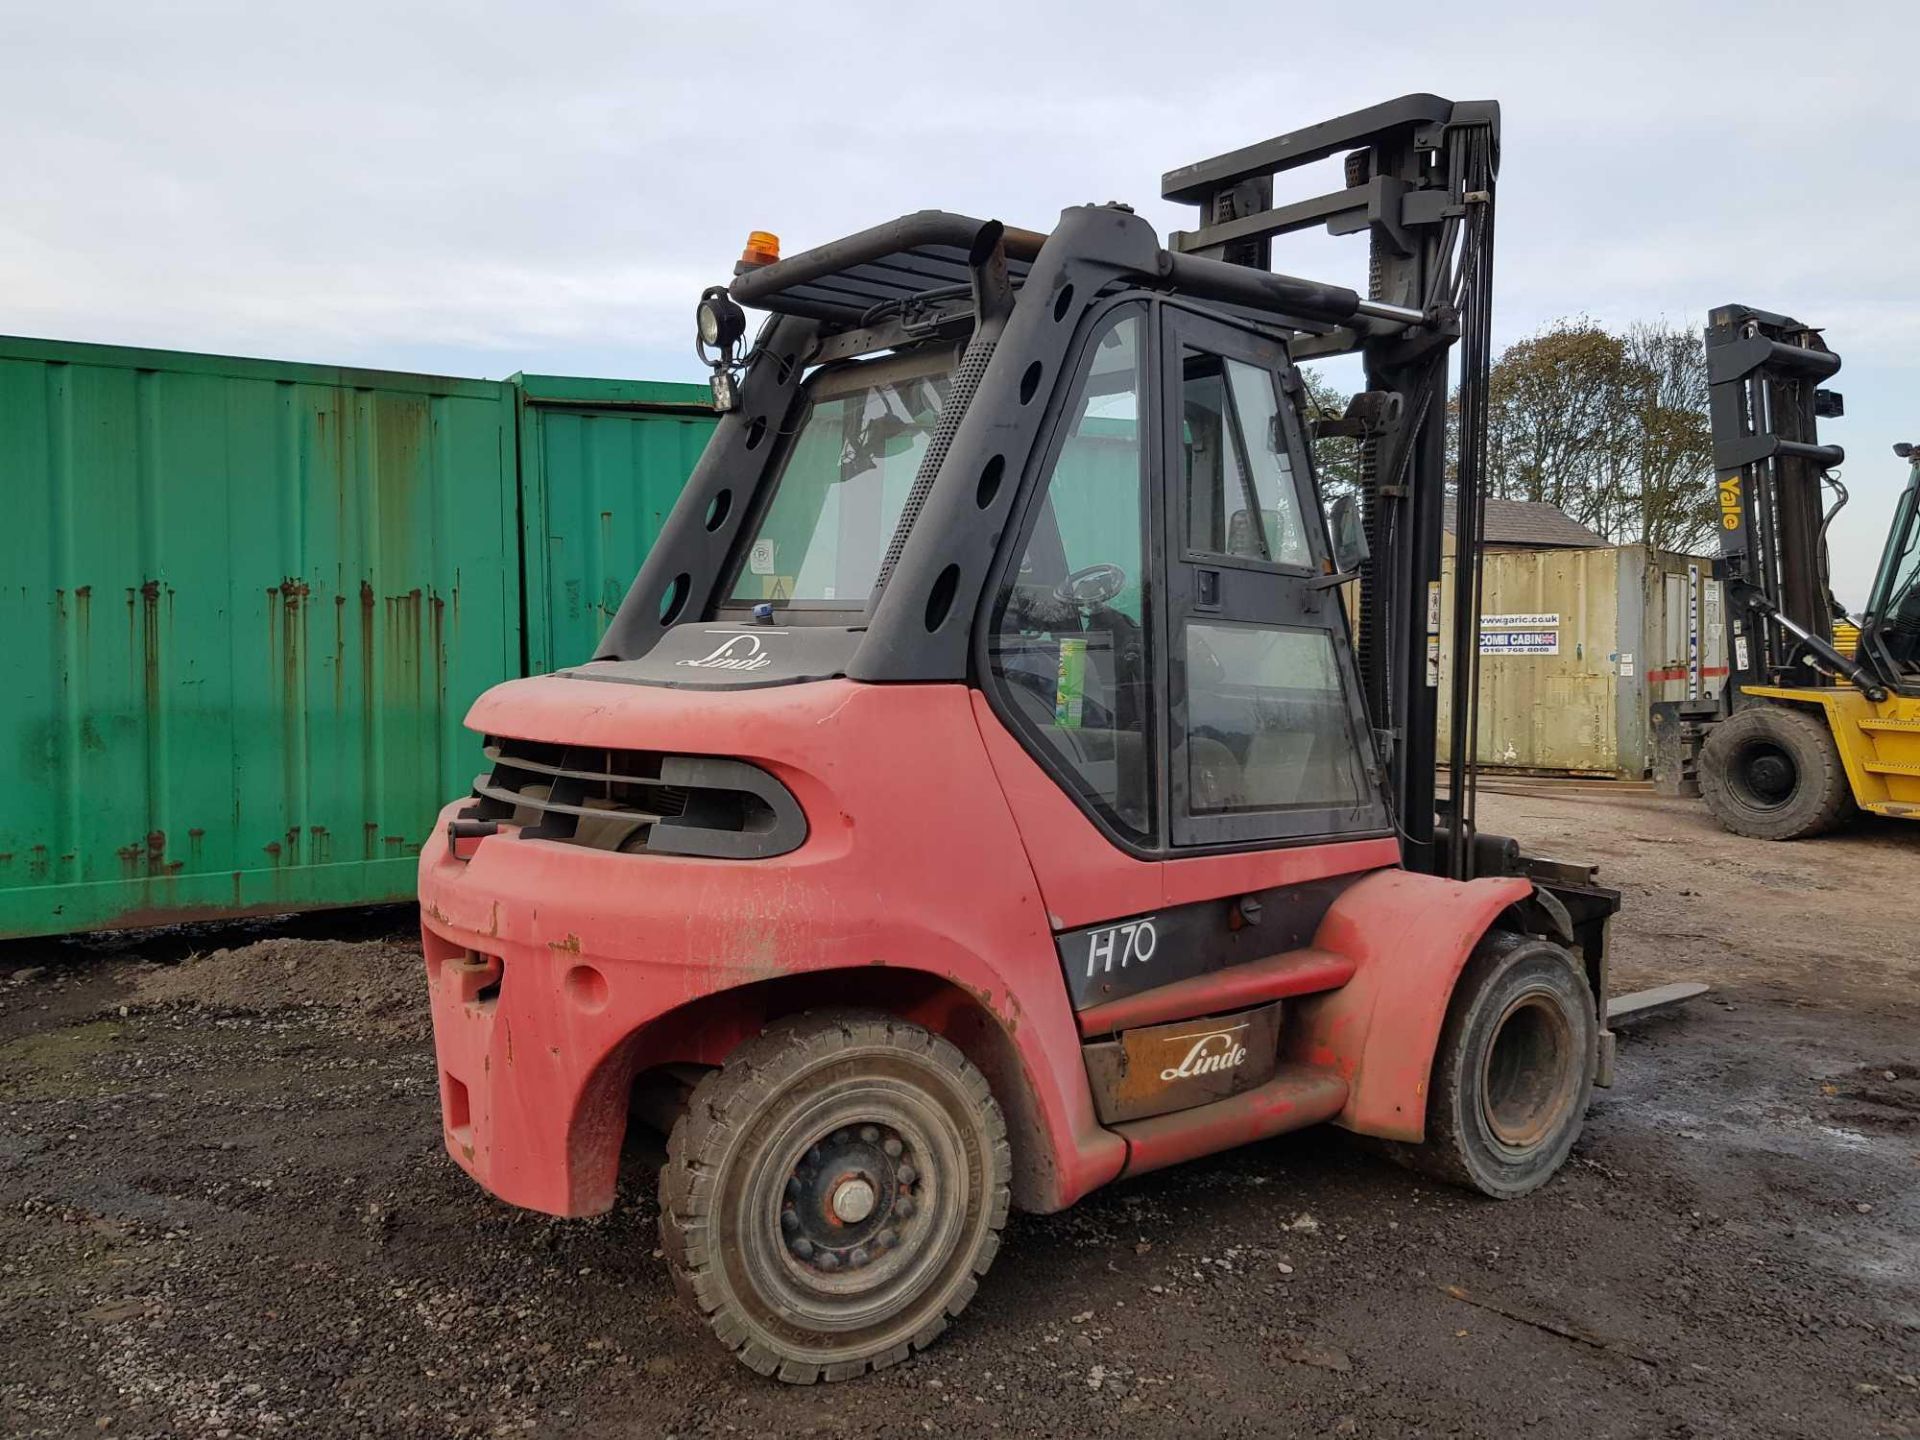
[0,336,712,939]
[512,374,717,671]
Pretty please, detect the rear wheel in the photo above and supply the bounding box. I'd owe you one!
[660,1010,1010,1383]
[1408,933,1597,1199]
[1698,704,1855,840]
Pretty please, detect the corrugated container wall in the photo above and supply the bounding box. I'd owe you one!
[0,337,713,939]
[1436,544,1726,778]
[513,375,717,670]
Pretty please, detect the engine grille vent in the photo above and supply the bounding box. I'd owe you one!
[460,738,806,859]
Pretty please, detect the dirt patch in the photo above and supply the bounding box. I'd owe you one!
[124,935,427,1041]
[0,791,1916,1438]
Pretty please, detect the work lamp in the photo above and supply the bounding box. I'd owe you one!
[696,287,746,351]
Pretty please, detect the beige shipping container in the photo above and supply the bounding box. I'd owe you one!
[1435,545,1726,777]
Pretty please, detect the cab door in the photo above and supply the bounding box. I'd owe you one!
[1158,307,1389,849]
[974,296,1396,1039]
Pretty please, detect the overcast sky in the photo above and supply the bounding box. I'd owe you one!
[3,1,1914,602]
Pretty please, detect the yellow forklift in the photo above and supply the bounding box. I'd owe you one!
[1657,306,1920,839]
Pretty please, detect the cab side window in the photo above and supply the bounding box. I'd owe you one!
[1166,319,1385,844]
[1182,350,1311,568]
[988,311,1154,840]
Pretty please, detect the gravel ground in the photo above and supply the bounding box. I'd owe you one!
[1,790,1915,1439]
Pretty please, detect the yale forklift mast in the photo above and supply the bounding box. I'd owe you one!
[417,94,1624,1383]
[1659,305,1920,838]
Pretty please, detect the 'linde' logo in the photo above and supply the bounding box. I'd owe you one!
[678,634,773,671]
[1158,1025,1250,1082]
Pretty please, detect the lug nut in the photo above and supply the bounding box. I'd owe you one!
[806,1145,822,1166]
[790,1237,814,1259]
[848,1246,869,1268]
[895,1196,916,1220]
[859,1125,879,1144]
[833,1128,852,1145]
[815,1250,841,1272]
[882,1136,903,1158]
[897,1163,917,1186]
[780,1208,800,1234]
[785,1177,802,1200]
[874,1228,897,1250]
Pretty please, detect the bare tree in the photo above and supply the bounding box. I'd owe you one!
[1618,321,1717,554]
[1482,318,1715,554]
[1309,319,1717,556]
[1299,367,1362,502]
[1484,320,1635,535]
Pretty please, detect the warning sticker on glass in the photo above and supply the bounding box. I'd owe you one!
[1055,638,1087,728]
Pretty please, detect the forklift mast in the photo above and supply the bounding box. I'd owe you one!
[1161,94,1501,878]
[1704,305,1884,701]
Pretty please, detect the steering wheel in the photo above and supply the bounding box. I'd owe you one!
[1053,562,1127,610]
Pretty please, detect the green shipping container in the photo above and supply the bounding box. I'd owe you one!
[513,375,717,671]
[0,336,712,939]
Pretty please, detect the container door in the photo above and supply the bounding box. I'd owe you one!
[515,378,718,671]
[0,337,521,938]
[1661,570,1687,702]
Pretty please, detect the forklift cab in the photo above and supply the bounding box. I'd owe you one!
[706,292,1385,850]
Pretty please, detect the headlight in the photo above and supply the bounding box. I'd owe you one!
[696,287,746,350]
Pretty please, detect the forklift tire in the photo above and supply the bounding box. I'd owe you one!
[659,1009,1010,1384]
[1697,704,1856,841]
[1404,932,1597,1200]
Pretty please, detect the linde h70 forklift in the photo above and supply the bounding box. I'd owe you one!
[417,94,1623,1382]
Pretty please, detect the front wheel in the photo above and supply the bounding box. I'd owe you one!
[1698,704,1855,840]
[1407,933,1598,1199]
[659,1010,1010,1383]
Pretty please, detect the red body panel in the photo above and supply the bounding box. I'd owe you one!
[970,691,1400,922]
[419,675,1125,1217]
[1113,1065,1350,1177]
[418,673,1529,1222]
[1286,868,1533,1141]
[1075,947,1355,1037]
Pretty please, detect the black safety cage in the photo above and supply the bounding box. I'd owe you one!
[593,92,1607,932]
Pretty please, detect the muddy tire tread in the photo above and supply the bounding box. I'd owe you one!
[660,1008,1009,1384]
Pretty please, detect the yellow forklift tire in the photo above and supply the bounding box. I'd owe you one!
[1698,704,1856,840]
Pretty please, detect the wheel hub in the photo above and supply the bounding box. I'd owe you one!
[1737,740,1798,806]
[780,1123,922,1277]
[831,1177,876,1224]
[1481,994,1577,1150]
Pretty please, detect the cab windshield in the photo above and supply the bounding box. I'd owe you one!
[729,348,954,609]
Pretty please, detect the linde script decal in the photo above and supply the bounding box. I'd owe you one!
[678,633,774,671]
[1084,917,1157,979]
[1158,1024,1251,1082]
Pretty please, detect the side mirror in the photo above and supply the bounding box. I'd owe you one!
[1328,495,1370,574]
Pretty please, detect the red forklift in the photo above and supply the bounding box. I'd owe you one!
[418,94,1621,1382]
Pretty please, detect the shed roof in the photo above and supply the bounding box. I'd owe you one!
[1444,496,1608,548]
